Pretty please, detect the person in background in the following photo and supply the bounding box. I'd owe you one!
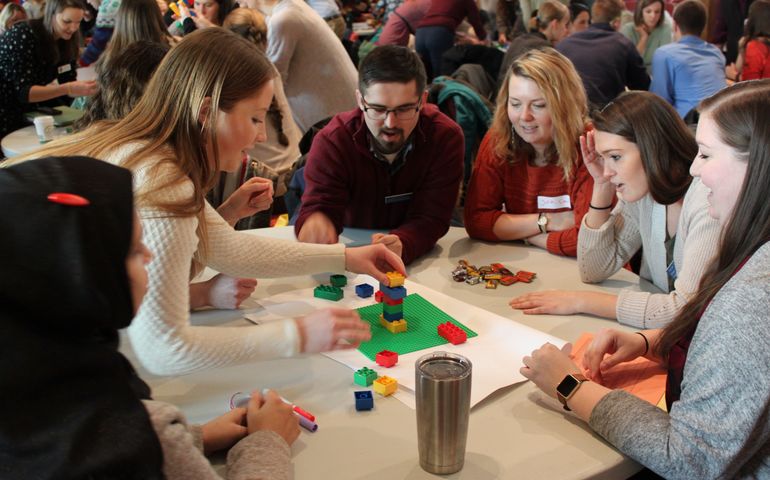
[497,0,571,88]
[649,0,726,118]
[0,2,27,35]
[0,0,97,140]
[22,0,45,18]
[414,0,487,79]
[620,0,672,74]
[305,0,345,39]
[168,0,237,35]
[521,80,770,480]
[465,47,595,257]
[10,28,404,376]
[253,0,357,132]
[568,0,590,34]
[711,0,755,66]
[78,0,119,66]
[733,0,770,81]
[557,0,649,108]
[376,0,430,47]
[374,0,401,24]
[99,0,175,67]
[295,45,463,265]
[0,156,299,479]
[510,91,721,328]
[496,0,520,44]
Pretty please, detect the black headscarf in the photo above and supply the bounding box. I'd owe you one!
[0,157,164,479]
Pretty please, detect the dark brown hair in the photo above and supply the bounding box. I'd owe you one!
[744,0,770,45]
[633,0,665,28]
[591,0,623,24]
[74,41,170,131]
[656,80,770,360]
[591,91,695,205]
[673,0,706,36]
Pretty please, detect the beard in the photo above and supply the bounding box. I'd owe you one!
[373,127,406,154]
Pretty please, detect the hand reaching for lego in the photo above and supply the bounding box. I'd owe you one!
[345,243,406,286]
[371,233,403,258]
[295,308,371,352]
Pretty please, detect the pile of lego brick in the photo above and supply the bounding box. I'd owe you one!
[377,272,407,333]
[451,260,536,289]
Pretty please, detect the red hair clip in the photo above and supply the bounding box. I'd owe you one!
[47,192,90,206]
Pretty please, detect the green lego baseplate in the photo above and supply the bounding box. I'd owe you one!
[356,293,477,360]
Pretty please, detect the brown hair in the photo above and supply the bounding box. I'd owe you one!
[633,0,665,28]
[530,0,569,32]
[744,0,770,46]
[101,0,172,66]
[223,7,267,51]
[492,47,588,179]
[32,0,85,64]
[75,41,170,130]
[656,80,770,360]
[673,0,706,36]
[591,0,623,24]
[12,28,275,259]
[591,91,695,205]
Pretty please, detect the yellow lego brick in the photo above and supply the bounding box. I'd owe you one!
[379,315,407,333]
[373,375,398,396]
[385,271,405,287]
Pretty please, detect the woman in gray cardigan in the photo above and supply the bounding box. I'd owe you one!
[521,81,770,479]
[510,91,721,329]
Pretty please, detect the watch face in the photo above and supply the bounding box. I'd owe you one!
[557,375,580,397]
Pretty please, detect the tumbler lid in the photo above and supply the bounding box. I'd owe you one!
[416,352,472,381]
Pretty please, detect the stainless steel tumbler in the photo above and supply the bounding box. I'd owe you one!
[415,351,472,475]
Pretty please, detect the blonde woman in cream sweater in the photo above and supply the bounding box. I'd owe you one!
[510,92,720,328]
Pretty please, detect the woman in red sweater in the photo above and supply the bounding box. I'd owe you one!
[736,1,770,81]
[464,47,595,257]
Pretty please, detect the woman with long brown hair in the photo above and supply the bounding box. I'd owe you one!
[10,28,404,376]
[620,0,672,73]
[521,80,770,478]
[0,0,97,139]
[510,91,721,329]
[464,47,594,257]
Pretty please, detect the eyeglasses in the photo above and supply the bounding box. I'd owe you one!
[361,97,422,121]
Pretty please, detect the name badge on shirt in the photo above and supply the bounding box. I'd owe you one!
[666,261,678,281]
[537,194,571,210]
[57,63,72,74]
[384,192,413,204]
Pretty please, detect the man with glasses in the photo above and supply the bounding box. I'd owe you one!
[295,45,463,265]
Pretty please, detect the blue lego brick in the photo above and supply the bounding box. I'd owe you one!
[382,310,403,322]
[354,390,374,411]
[355,283,374,298]
[379,284,406,300]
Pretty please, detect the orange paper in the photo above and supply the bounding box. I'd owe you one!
[570,333,667,406]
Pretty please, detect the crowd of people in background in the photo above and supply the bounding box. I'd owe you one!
[1,0,769,478]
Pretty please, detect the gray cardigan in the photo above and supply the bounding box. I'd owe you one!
[589,242,770,479]
[578,178,721,328]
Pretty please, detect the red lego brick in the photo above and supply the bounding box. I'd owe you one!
[382,296,404,306]
[375,290,384,303]
[437,321,467,345]
[375,350,398,367]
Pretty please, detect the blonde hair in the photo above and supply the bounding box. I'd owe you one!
[101,0,172,66]
[223,8,267,51]
[491,47,588,179]
[0,3,26,34]
[12,28,275,259]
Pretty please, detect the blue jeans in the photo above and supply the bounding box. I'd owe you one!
[415,25,454,80]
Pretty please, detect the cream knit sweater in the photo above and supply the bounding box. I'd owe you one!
[106,145,346,375]
[577,178,721,328]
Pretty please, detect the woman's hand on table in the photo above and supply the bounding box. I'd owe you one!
[509,290,585,315]
[201,407,248,454]
[344,243,406,285]
[65,80,97,97]
[582,328,650,382]
[207,274,257,309]
[246,390,300,446]
[295,308,371,352]
[217,176,274,226]
[521,342,580,399]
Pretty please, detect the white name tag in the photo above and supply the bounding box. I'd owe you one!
[537,194,571,210]
[57,63,72,74]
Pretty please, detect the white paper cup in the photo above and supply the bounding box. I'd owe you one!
[33,115,55,143]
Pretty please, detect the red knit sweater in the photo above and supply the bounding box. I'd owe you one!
[463,131,595,257]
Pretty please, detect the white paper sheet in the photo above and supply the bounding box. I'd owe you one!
[245,275,566,409]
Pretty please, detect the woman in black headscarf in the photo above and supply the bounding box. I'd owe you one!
[0,156,298,479]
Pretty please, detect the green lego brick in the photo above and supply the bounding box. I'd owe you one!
[354,366,378,386]
[356,294,477,360]
[330,274,347,287]
[314,284,343,301]
[382,303,403,315]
